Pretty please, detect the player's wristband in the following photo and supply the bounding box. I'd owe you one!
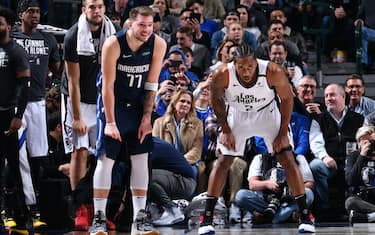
[106,122,116,126]
[144,82,158,91]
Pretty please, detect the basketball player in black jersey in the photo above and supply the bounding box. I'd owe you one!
[0,7,32,233]
[90,6,166,235]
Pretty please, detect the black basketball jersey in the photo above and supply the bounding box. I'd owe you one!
[113,29,155,108]
[0,40,30,109]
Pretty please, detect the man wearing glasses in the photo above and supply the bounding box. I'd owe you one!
[345,74,375,116]
[295,75,324,119]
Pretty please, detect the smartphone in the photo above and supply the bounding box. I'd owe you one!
[169,75,177,84]
[170,60,182,68]
[190,13,201,22]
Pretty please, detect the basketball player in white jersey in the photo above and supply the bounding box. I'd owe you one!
[198,44,315,234]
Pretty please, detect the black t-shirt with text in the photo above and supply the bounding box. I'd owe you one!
[0,40,30,109]
[11,30,60,101]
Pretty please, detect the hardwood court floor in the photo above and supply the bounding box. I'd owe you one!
[58,223,375,235]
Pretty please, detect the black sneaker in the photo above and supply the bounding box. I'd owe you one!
[298,210,315,233]
[349,210,368,225]
[10,219,32,235]
[32,212,47,231]
[0,216,4,234]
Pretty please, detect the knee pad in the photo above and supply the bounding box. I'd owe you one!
[130,153,149,191]
[93,155,114,190]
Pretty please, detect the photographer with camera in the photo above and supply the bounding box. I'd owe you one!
[235,152,314,224]
[236,109,314,224]
[345,125,375,224]
[158,49,199,91]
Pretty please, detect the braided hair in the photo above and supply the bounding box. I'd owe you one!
[233,44,255,62]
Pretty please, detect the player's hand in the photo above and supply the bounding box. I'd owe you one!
[58,163,70,176]
[219,131,236,151]
[323,155,337,169]
[272,134,290,154]
[105,123,122,142]
[138,117,152,144]
[72,118,87,135]
[197,76,212,90]
[6,117,22,135]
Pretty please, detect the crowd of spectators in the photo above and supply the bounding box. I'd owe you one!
[1,0,375,233]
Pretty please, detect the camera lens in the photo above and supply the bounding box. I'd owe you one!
[263,197,280,220]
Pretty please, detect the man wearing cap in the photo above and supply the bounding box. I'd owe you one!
[11,0,61,230]
[210,9,256,60]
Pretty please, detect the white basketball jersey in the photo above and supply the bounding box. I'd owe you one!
[225,59,276,112]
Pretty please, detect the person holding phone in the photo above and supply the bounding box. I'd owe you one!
[185,0,220,38]
[158,49,200,91]
[174,8,211,49]
[150,0,179,34]
[268,41,303,88]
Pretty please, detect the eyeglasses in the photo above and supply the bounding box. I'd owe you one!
[300,84,316,89]
[347,85,362,89]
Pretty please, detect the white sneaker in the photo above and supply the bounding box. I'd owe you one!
[152,207,185,226]
[229,204,241,223]
[198,224,215,235]
[148,203,162,221]
[131,209,159,235]
[192,192,208,201]
[298,212,315,233]
[242,211,252,223]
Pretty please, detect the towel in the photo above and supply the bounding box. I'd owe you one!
[77,13,116,58]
